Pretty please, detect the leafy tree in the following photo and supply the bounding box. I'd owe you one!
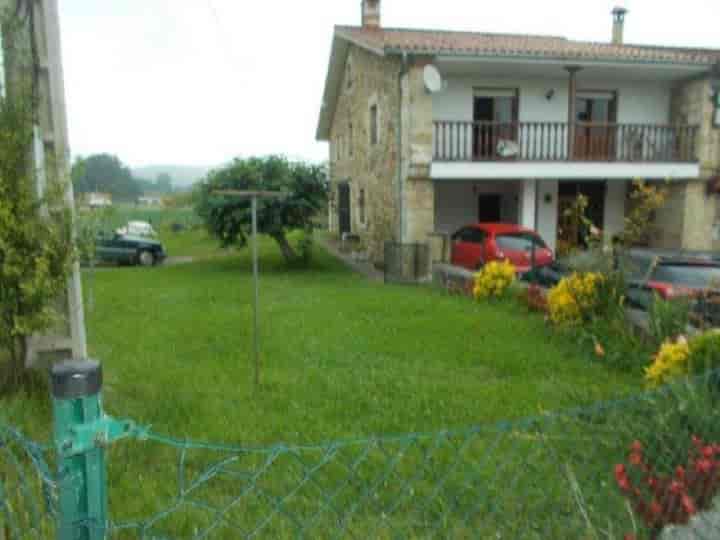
[197,156,327,264]
[155,173,173,194]
[0,84,74,392]
[72,153,141,202]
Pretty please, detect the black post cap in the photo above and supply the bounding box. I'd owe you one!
[51,360,102,399]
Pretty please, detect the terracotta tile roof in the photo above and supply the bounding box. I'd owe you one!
[335,26,720,66]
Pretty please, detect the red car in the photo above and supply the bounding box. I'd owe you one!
[450,223,554,273]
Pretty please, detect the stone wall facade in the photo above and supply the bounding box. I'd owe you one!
[401,57,435,246]
[327,45,401,263]
[653,77,720,250]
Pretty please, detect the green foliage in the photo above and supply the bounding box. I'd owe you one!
[648,295,691,346]
[72,153,141,202]
[196,155,327,265]
[0,85,74,392]
[687,331,720,376]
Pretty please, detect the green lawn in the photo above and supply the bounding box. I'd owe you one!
[2,231,655,538]
[3,231,639,443]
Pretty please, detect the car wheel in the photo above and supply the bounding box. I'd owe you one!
[138,250,155,267]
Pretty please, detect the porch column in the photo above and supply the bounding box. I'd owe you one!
[520,179,537,230]
[565,66,582,160]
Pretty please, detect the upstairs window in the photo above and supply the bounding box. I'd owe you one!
[370,104,378,145]
[346,59,353,89]
[349,123,353,156]
[714,91,720,128]
[359,188,366,224]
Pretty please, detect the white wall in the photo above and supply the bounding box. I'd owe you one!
[536,180,559,252]
[433,75,672,125]
[434,181,520,234]
[603,181,627,242]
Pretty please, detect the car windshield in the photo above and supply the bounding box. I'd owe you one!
[496,233,547,251]
[621,255,655,280]
[652,264,720,289]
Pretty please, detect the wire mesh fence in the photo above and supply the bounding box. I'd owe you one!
[2,371,720,539]
[383,242,431,284]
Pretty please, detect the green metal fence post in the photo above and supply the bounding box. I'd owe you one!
[51,360,107,540]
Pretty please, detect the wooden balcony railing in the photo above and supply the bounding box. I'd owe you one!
[433,121,699,163]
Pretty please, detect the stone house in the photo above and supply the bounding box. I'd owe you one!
[316,1,720,270]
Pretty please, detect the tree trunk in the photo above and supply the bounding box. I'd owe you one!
[270,232,298,264]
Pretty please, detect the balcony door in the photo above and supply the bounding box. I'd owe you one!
[575,91,618,161]
[473,88,518,160]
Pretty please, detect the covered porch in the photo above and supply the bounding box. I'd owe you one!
[432,178,629,254]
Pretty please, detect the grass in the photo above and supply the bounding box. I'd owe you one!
[2,228,658,538]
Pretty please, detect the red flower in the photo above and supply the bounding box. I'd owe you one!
[615,464,632,492]
[681,494,697,515]
[675,466,686,481]
[630,440,643,453]
[695,458,713,475]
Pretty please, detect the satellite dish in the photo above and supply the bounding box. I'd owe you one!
[423,65,443,93]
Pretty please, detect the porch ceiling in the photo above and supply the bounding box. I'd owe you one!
[430,161,700,180]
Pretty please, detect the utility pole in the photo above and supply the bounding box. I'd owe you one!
[2,0,88,364]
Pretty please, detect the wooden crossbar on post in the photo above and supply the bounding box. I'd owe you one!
[213,189,286,389]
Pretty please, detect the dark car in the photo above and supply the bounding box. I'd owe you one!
[624,250,720,312]
[95,232,166,267]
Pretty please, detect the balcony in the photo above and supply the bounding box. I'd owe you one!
[433,121,699,163]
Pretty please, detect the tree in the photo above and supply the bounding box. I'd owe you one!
[197,156,327,264]
[155,173,173,194]
[72,153,141,202]
[0,85,74,392]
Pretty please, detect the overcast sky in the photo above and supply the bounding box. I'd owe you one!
[58,0,719,168]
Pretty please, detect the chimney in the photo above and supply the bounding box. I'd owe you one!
[611,6,628,45]
[362,0,381,29]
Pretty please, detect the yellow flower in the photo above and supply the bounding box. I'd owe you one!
[645,338,690,387]
[473,260,516,300]
[547,272,603,326]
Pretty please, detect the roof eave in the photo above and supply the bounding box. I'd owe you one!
[316,30,387,142]
[386,47,717,69]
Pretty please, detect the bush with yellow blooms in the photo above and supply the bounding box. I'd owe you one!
[473,260,516,300]
[547,272,603,326]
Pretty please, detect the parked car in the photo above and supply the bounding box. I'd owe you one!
[450,223,554,273]
[624,250,720,309]
[95,232,166,267]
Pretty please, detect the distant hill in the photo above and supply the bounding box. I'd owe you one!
[131,165,214,188]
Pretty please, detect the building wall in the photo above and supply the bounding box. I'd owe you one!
[433,75,672,125]
[651,77,720,250]
[536,180,559,252]
[603,181,627,242]
[328,44,401,262]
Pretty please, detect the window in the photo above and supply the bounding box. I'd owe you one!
[370,104,378,145]
[346,59,353,89]
[714,91,720,128]
[359,189,366,224]
[495,233,548,252]
[453,228,485,244]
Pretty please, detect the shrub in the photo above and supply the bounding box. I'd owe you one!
[472,260,515,300]
[645,338,690,387]
[645,331,720,387]
[648,296,691,347]
[547,272,603,326]
[615,437,720,539]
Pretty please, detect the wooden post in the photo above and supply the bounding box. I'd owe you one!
[565,66,582,160]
